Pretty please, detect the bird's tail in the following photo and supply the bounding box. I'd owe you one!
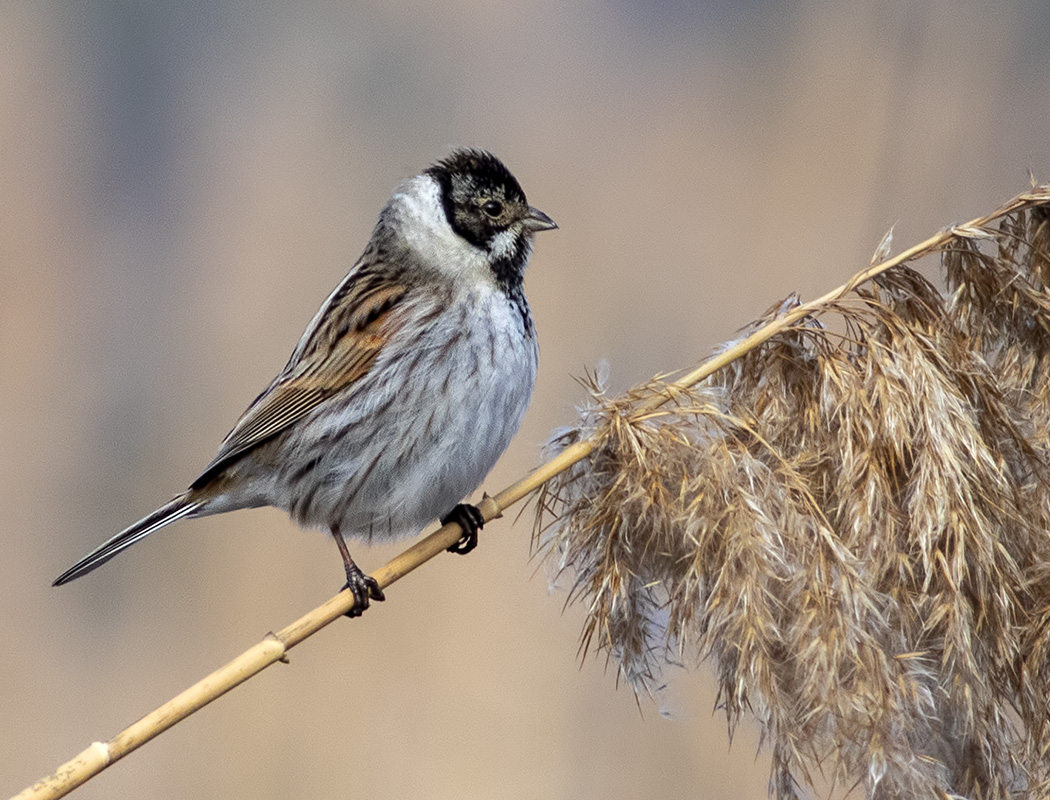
[53,494,203,586]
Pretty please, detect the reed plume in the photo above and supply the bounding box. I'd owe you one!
[535,190,1050,799]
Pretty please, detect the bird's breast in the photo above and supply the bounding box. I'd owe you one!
[267,283,538,542]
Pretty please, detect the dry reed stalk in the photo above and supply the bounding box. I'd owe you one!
[14,184,1049,800]
[536,184,1050,799]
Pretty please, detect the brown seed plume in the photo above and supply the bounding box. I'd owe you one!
[535,190,1050,799]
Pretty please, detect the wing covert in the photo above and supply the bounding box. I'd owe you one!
[190,277,408,489]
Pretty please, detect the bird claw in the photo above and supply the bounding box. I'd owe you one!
[342,566,385,618]
[442,503,485,555]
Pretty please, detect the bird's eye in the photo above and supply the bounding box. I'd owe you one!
[481,200,503,218]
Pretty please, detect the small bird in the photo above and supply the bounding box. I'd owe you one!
[54,148,556,616]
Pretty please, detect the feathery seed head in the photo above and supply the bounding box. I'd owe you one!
[536,186,1050,800]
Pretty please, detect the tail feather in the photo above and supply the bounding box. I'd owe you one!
[53,495,202,586]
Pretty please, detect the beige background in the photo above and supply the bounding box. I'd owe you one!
[3,2,1050,798]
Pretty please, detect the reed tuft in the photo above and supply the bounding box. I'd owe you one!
[535,189,1050,799]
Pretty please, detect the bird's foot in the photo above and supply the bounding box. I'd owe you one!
[332,525,384,618]
[342,564,385,618]
[442,503,485,555]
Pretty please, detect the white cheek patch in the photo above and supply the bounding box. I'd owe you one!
[393,176,446,233]
[392,176,491,282]
[488,228,520,261]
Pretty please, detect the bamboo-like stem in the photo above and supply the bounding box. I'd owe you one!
[12,187,1045,800]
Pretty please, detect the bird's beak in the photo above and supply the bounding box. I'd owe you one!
[523,206,558,233]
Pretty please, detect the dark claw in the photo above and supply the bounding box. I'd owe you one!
[442,503,485,555]
[332,524,384,618]
[342,565,385,619]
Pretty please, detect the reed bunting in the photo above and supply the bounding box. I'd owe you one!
[54,148,556,616]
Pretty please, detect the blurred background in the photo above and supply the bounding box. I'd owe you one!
[3,1,1049,798]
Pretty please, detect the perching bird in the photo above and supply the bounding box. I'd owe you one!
[54,148,556,616]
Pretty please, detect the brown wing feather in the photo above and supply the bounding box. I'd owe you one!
[190,278,408,490]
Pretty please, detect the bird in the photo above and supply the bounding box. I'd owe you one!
[53,148,557,616]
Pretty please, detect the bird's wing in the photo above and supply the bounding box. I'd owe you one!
[190,273,409,489]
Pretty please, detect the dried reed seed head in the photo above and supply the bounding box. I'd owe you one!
[535,187,1050,799]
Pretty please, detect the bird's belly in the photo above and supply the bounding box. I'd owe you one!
[267,316,537,541]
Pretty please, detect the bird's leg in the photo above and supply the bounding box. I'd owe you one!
[332,525,384,618]
[442,503,485,555]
